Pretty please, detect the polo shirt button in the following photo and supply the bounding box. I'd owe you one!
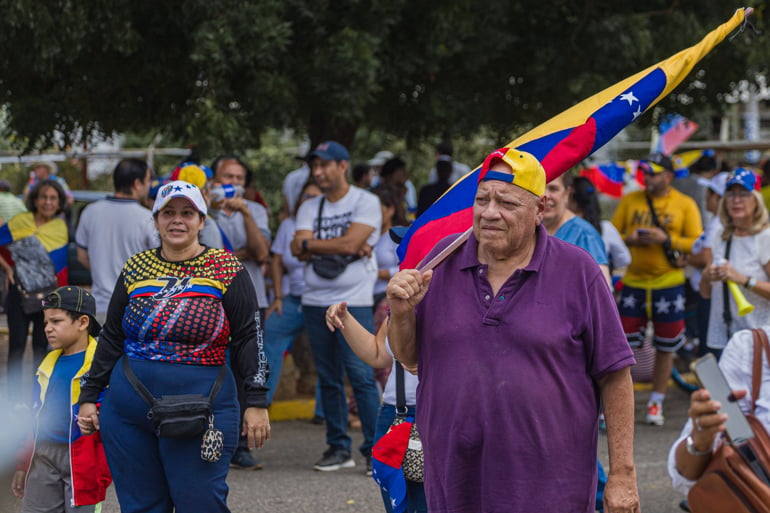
[478,268,484,274]
[484,294,490,300]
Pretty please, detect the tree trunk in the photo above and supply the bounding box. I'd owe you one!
[308,111,357,150]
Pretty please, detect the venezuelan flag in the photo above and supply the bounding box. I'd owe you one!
[657,114,699,156]
[398,8,750,270]
[371,417,413,513]
[0,213,68,285]
[579,162,627,198]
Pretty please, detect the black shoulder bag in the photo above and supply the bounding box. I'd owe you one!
[122,358,226,441]
[310,196,360,280]
[645,194,684,268]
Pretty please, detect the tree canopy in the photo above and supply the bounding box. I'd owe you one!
[0,0,766,154]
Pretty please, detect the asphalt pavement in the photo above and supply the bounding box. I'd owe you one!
[2,384,695,513]
[0,321,696,512]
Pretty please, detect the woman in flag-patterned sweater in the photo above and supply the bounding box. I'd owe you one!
[0,179,69,404]
[77,181,270,513]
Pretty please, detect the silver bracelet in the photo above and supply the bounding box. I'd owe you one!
[685,435,712,456]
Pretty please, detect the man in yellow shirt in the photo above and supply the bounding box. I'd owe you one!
[612,153,702,426]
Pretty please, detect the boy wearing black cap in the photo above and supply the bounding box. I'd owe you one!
[12,286,111,512]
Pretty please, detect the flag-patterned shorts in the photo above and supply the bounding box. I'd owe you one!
[617,283,686,352]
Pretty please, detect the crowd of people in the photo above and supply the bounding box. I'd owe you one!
[3,140,770,512]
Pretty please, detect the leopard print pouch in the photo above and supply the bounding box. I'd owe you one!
[201,415,224,463]
[391,417,424,483]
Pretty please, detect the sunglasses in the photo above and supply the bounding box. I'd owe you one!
[724,189,752,200]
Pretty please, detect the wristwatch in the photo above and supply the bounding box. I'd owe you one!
[744,277,757,290]
[685,435,712,456]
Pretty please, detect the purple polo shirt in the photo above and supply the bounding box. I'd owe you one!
[415,225,634,513]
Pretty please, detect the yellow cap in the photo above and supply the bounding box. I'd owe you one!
[479,148,546,197]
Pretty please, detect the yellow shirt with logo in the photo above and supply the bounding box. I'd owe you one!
[611,188,702,284]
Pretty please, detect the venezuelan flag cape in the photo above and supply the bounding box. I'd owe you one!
[0,213,69,285]
[397,8,750,270]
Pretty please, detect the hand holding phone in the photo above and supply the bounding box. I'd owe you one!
[691,354,753,445]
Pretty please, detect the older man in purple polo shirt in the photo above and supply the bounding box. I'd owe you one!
[387,148,640,513]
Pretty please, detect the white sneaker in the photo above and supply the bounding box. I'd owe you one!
[646,401,664,426]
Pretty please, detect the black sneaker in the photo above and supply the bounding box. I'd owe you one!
[365,454,372,476]
[230,447,263,470]
[313,447,355,471]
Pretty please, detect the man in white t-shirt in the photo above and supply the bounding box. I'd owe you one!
[75,158,158,319]
[291,141,382,474]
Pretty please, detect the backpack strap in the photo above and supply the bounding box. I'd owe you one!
[722,239,733,340]
[395,360,407,417]
[315,196,326,239]
[751,328,770,414]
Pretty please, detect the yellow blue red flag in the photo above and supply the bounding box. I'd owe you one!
[657,114,699,155]
[398,8,750,270]
[0,213,69,284]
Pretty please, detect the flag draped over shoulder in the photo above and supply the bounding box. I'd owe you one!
[0,213,69,285]
[397,8,749,270]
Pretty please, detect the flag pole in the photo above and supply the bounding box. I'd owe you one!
[417,227,473,271]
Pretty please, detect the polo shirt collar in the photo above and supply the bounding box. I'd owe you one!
[106,196,140,203]
[456,223,549,274]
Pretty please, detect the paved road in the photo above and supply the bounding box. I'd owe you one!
[0,318,695,512]
[2,383,694,512]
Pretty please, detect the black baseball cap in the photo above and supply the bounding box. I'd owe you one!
[647,152,675,173]
[43,286,102,336]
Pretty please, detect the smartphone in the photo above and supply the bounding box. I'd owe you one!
[637,228,649,235]
[691,353,754,445]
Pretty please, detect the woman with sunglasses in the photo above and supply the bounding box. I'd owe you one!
[699,168,770,355]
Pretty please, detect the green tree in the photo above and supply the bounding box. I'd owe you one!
[0,0,766,155]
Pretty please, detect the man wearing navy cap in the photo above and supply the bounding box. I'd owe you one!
[291,141,382,474]
[387,148,639,513]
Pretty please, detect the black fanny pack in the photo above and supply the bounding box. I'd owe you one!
[122,358,227,438]
[310,195,361,280]
[311,254,360,279]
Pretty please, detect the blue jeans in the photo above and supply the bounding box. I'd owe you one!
[303,305,380,456]
[264,295,304,405]
[263,296,324,417]
[596,459,607,512]
[375,404,427,513]
[101,358,239,513]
